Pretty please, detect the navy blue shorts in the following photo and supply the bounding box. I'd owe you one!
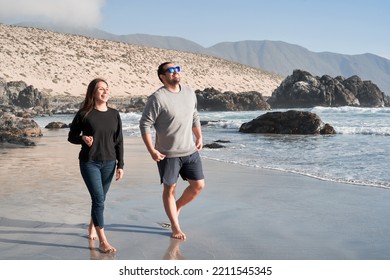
[157,151,204,185]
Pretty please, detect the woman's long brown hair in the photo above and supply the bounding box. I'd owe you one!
[80,78,108,120]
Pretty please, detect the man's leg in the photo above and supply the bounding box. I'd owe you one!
[163,179,205,240]
[176,179,205,214]
[160,153,205,240]
[162,183,186,240]
[176,152,205,214]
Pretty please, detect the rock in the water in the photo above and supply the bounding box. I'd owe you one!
[239,110,336,135]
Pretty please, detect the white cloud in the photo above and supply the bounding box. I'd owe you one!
[0,0,106,27]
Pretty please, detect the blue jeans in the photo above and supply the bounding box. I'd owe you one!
[79,160,116,228]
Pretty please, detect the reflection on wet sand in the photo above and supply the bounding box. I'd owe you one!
[163,238,185,260]
[89,239,116,260]
[88,235,184,260]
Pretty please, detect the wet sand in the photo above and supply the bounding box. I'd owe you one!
[1,129,390,260]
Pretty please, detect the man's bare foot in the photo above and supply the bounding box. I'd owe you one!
[99,241,116,253]
[171,228,186,240]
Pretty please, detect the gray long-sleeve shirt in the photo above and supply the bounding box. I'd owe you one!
[139,85,201,158]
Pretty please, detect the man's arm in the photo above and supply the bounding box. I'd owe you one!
[192,126,203,151]
[141,132,166,162]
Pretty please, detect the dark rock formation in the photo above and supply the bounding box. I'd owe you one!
[1,80,50,109]
[0,78,150,115]
[215,140,231,143]
[204,142,226,149]
[341,75,389,107]
[204,139,231,149]
[239,110,336,135]
[196,87,270,111]
[0,112,42,146]
[268,69,389,108]
[45,122,69,129]
[3,74,388,119]
[112,96,148,113]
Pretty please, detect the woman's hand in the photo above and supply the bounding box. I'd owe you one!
[82,135,93,147]
[116,168,124,181]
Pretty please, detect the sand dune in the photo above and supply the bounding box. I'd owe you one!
[0,24,283,98]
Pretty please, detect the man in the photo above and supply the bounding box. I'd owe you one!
[139,62,205,240]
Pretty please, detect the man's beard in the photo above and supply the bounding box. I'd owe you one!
[166,76,180,86]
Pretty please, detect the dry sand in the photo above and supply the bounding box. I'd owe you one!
[0,24,283,98]
[1,129,390,260]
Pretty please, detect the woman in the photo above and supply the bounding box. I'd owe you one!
[68,78,124,253]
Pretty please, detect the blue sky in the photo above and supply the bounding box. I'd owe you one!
[0,0,389,58]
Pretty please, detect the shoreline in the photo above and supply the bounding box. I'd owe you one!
[202,156,390,191]
[1,130,390,259]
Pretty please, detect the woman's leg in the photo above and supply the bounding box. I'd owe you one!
[97,160,116,252]
[100,160,116,197]
[80,160,116,253]
[88,218,97,240]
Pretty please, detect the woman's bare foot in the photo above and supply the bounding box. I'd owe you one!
[99,241,116,253]
[88,222,98,240]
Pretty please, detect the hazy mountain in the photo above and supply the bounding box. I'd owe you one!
[208,40,390,95]
[11,22,390,95]
[15,22,208,54]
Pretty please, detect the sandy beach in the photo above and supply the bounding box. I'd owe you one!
[1,128,390,260]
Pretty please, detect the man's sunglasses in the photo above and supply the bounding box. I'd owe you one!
[165,66,181,73]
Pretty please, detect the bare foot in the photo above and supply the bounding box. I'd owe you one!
[88,224,98,240]
[171,227,186,240]
[99,241,116,253]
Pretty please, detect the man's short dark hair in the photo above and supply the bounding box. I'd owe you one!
[157,62,173,76]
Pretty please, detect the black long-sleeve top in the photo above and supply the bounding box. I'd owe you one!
[68,108,124,169]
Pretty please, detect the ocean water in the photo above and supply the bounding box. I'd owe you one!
[34,106,390,190]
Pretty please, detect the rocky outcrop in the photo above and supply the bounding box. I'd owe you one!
[2,74,389,119]
[268,70,389,108]
[204,142,226,149]
[196,88,270,111]
[1,80,50,109]
[204,140,231,149]
[45,122,69,129]
[341,75,389,107]
[1,79,66,116]
[111,96,148,113]
[239,110,336,135]
[0,78,150,115]
[0,112,42,146]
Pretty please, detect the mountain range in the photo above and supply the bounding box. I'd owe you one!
[16,22,390,96]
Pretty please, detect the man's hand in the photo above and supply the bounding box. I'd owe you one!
[195,137,203,151]
[150,149,166,162]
